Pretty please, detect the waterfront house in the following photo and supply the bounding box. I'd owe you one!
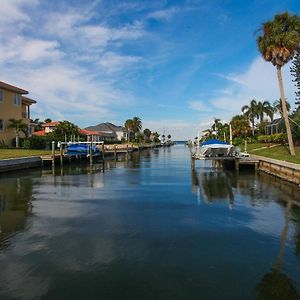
[79,129,101,142]
[85,122,128,142]
[33,121,61,137]
[0,81,36,146]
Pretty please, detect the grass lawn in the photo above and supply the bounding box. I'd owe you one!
[0,149,52,159]
[247,144,300,164]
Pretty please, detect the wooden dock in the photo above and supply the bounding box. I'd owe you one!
[191,154,259,172]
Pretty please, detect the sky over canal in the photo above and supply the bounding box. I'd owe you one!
[0,0,299,139]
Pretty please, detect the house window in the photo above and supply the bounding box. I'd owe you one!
[0,119,3,132]
[13,94,21,106]
[0,90,3,102]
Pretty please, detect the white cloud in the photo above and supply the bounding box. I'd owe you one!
[189,101,212,112]
[98,52,142,73]
[148,7,179,21]
[143,119,212,140]
[0,0,39,25]
[210,56,296,118]
[0,37,62,63]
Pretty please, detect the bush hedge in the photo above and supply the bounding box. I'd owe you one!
[257,133,287,144]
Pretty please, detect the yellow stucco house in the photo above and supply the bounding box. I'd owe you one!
[0,81,36,146]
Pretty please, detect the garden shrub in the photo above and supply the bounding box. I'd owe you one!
[257,133,287,144]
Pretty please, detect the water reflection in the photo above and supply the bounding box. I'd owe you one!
[0,173,34,251]
[256,200,300,300]
[191,168,234,207]
[0,146,299,299]
[191,163,300,299]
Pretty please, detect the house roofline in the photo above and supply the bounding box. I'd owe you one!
[0,81,29,94]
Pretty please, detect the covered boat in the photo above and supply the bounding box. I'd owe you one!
[198,139,236,157]
[65,143,102,157]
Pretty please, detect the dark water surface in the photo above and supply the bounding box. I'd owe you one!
[0,145,300,300]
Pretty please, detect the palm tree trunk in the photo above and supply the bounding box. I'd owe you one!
[16,132,19,148]
[277,66,295,156]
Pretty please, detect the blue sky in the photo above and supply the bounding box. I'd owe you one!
[0,0,299,139]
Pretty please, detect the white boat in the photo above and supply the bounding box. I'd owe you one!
[196,139,236,158]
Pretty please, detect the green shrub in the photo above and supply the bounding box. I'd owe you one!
[257,133,287,144]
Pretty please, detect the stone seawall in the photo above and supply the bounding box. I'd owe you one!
[251,155,300,186]
[0,157,42,173]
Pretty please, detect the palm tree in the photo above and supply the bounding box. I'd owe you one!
[32,118,43,131]
[242,99,259,135]
[143,128,151,142]
[257,101,274,122]
[124,119,134,141]
[132,117,142,134]
[44,118,52,123]
[257,12,300,155]
[7,118,28,148]
[274,99,291,115]
[167,134,171,140]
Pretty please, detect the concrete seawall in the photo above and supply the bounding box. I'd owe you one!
[251,154,300,186]
[0,157,42,173]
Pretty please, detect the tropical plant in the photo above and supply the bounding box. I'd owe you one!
[132,117,142,133]
[124,119,134,141]
[44,118,52,123]
[32,118,43,131]
[167,134,171,140]
[257,12,300,155]
[230,115,251,138]
[273,99,291,115]
[7,118,28,148]
[124,117,142,142]
[290,51,300,111]
[242,99,259,135]
[143,128,151,142]
[51,120,80,141]
[257,100,274,122]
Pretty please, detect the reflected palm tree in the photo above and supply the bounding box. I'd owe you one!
[256,201,300,300]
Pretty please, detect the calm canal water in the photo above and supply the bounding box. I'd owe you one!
[0,145,300,300]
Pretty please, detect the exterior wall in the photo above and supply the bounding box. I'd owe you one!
[0,89,23,146]
[115,130,126,141]
[0,89,33,146]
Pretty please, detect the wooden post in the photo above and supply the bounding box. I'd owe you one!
[60,143,63,166]
[51,141,55,168]
[101,143,105,172]
[89,143,93,165]
[191,157,195,170]
[235,159,239,173]
[114,144,117,160]
[126,144,129,161]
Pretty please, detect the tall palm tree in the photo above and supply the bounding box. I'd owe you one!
[7,119,28,148]
[257,12,300,155]
[242,99,259,135]
[257,101,274,122]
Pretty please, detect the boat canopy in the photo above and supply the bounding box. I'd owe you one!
[200,139,229,146]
